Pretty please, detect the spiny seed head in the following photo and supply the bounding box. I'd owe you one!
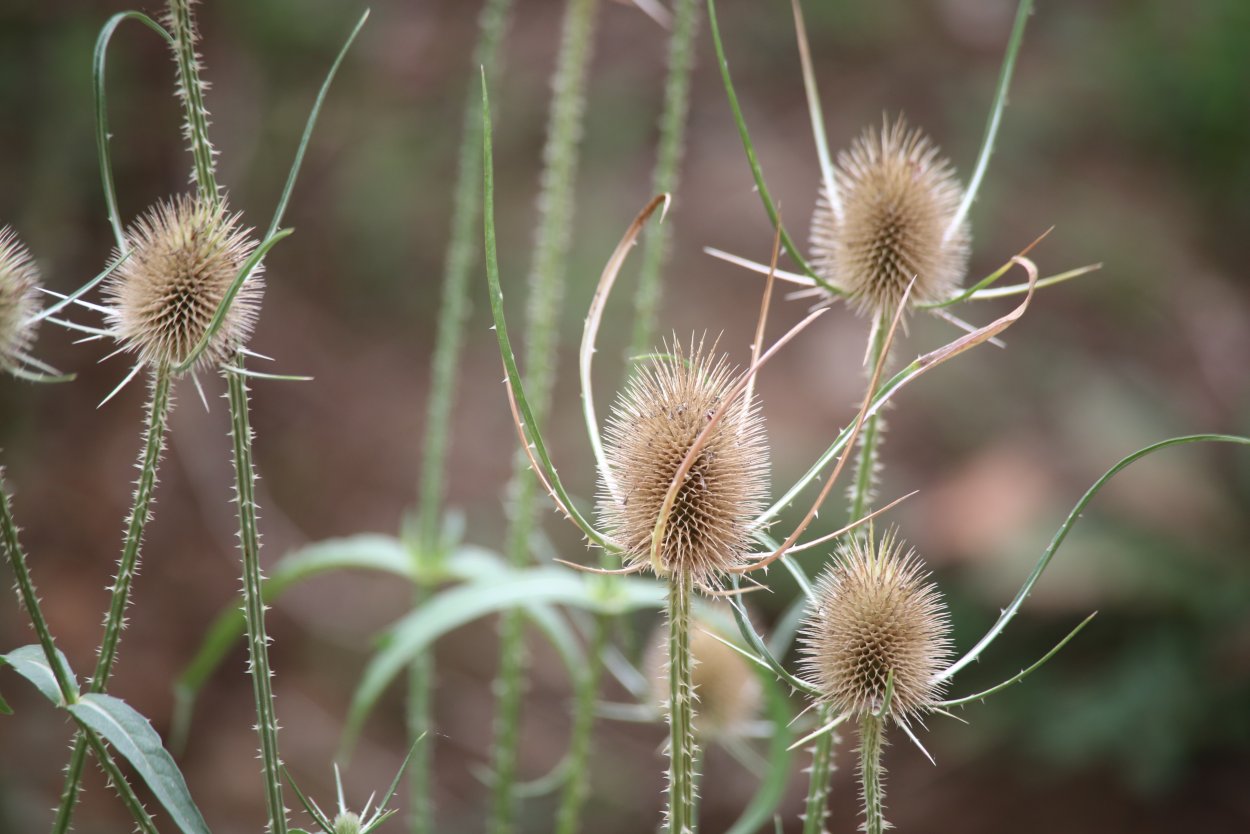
[332,811,362,834]
[646,613,763,739]
[105,194,261,373]
[598,338,769,589]
[799,529,952,722]
[0,227,42,371]
[811,116,969,316]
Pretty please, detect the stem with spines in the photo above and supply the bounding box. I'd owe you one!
[800,702,837,834]
[52,368,173,834]
[666,572,697,834]
[0,474,160,834]
[166,0,219,201]
[487,0,598,830]
[410,1,514,831]
[859,713,887,834]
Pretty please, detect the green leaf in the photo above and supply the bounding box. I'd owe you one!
[1,644,78,705]
[0,690,12,714]
[67,694,210,834]
[342,567,664,751]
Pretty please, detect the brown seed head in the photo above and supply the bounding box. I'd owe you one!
[799,529,952,721]
[0,228,41,370]
[810,116,969,316]
[105,195,262,373]
[645,613,763,739]
[598,339,769,589]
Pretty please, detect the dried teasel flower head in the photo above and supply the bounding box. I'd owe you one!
[598,338,769,589]
[811,116,969,317]
[645,612,763,739]
[0,228,42,371]
[105,194,262,373]
[799,529,952,722]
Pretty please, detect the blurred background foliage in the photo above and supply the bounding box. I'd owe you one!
[0,0,1247,831]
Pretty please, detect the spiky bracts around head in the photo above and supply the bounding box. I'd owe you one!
[800,529,952,723]
[598,339,769,590]
[0,228,42,371]
[105,194,261,373]
[811,116,969,316]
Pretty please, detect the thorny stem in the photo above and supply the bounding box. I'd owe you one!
[553,614,607,834]
[53,368,173,833]
[0,476,159,834]
[628,0,700,360]
[667,572,697,834]
[859,714,887,834]
[226,357,287,834]
[801,703,838,834]
[488,0,599,831]
[411,1,514,830]
[166,0,219,203]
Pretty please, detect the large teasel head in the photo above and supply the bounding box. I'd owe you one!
[811,116,970,316]
[799,528,952,723]
[0,228,42,372]
[598,339,770,590]
[104,194,262,373]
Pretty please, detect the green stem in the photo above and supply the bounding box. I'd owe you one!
[166,0,219,203]
[628,0,700,360]
[801,703,838,834]
[847,317,888,522]
[487,0,599,831]
[858,714,887,834]
[53,369,173,833]
[0,476,159,834]
[410,2,513,830]
[226,357,287,834]
[667,573,697,834]
[553,614,606,834]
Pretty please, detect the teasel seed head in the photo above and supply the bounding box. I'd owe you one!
[332,812,362,834]
[799,529,952,722]
[105,194,262,373]
[811,116,970,316]
[0,228,42,371]
[598,338,769,590]
[646,613,763,739]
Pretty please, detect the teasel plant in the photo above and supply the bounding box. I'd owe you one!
[481,61,1056,827]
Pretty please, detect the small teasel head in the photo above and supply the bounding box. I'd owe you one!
[104,194,261,373]
[811,116,969,316]
[0,228,42,371]
[598,338,770,589]
[646,612,764,739]
[332,811,362,834]
[799,528,952,722]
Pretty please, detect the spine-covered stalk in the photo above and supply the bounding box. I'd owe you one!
[410,1,513,830]
[488,0,598,830]
[0,476,160,834]
[227,360,287,834]
[628,0,700,358]
[553,613,606,834]
[53,369,173,833]
[801,702,837,834]
[167,0,219,201]
[859,713,887,834]
[667,572,696,834]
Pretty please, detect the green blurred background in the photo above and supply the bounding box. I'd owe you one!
[0,0,1248,831]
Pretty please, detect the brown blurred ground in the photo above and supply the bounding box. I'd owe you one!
[0,0,1248,832]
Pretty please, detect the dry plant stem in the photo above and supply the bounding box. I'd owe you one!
[0,478,159,834]
[227,357,287,834]
[801,703,838,834]
[411,2,513,830]
[667,572,697,834]
[628,0,699,359]
[53,368,173,834]
[489,0,599,830]
[859,714,887,834]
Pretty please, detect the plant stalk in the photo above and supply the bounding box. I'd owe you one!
[553,613,606,834]
[166,0,219,203]
[226,358,287,834]
[801,703,838,834]
[409,2,514,830]
[0,475,159,834]
[488,0,599,830]
[52,367,173,834]
[666,572,697,834]
[859,713,887,834]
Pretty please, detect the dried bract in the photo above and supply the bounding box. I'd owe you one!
[0,228,42,370]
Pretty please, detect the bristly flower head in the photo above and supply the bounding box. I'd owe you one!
[105,194,261,373]
[598,338,769,589]
[0,227,42,371]
[799,528,952,722]
[811,116,970,317]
